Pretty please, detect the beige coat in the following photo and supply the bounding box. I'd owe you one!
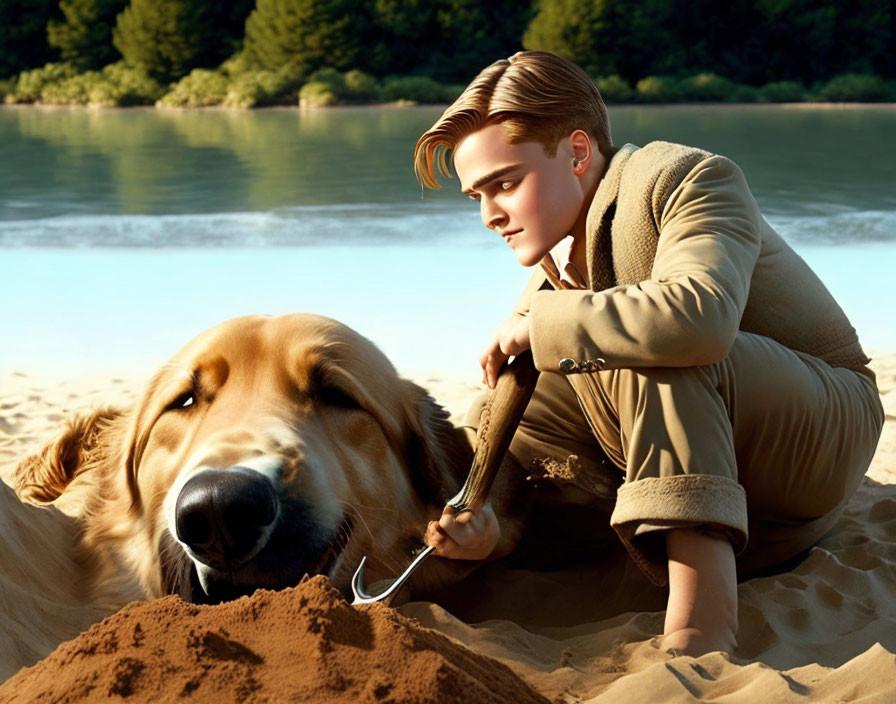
[485,141,883,584]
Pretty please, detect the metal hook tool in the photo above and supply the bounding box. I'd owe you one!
[351,350,539,605]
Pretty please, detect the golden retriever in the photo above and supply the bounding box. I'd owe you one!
[10,313,528,623]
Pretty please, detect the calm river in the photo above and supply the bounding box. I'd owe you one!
[1,104,894,377]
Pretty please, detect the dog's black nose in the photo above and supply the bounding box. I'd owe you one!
[175,467,278,568]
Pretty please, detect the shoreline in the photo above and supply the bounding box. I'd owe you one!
[2,100,895,113]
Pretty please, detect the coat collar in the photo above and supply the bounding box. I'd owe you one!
[584,143,639,289]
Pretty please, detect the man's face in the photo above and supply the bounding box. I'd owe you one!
[453,123,585,267]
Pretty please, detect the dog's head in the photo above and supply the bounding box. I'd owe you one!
[15,314,472,603]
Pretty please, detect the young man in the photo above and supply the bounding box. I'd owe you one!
[414,51,884,655]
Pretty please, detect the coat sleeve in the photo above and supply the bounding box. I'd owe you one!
[528,155,763,372]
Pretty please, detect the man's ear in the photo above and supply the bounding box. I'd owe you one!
[569,128,594,173]
[14,406,125,504]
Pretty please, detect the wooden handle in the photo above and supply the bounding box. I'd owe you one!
[446,350,540,513]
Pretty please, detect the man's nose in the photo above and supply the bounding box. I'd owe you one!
[481,198,507,231]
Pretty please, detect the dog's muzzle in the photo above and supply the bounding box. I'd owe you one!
[174,467,278,570]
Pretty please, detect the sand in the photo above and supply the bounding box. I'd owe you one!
[0,576,548,704]
[1,355,895,702]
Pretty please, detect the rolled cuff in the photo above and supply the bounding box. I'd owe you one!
[610,474,748,585]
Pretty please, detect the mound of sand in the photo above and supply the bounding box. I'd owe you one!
[0,575,548,704]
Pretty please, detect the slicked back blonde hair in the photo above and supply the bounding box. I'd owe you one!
[414,51,612,190]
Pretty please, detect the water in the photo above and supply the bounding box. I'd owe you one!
[1,104,894,377]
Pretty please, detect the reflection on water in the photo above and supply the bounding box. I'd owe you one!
[2,104,895,228]
[1,106,459,216]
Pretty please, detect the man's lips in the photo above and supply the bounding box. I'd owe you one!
[501,229,521,240]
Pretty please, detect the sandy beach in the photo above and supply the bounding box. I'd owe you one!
[0,350,894,702]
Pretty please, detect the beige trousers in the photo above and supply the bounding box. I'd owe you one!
[465,331,884,584]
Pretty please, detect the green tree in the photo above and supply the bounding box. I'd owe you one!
[113,0,253,82]
[370,0,529,81]
[524,0,613,71]
[242,0,366,77]
[0,0,60,78]
[47,0,128,70]
[523,0,675,82]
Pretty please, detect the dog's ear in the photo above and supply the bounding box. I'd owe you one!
[400,381,473,508]
[14,406,124,504]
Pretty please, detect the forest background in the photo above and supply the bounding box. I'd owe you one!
[1,0,894,108]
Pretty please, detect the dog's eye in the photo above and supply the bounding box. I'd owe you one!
[166,392,195,411]
[319,386,360,410]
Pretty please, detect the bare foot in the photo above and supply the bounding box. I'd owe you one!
[662,626,736,657]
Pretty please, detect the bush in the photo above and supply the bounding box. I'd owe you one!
[634,75,682,103]
[343,69,380,102]
[759,80,807,102]
[223,70,281,108]
[732,84,760,102]
[4,61,163,106]
[39,70,100,104]
[222,66,303,108]
[299,80,339,107]
[595,74,634,103]
[0,77,16,102]
[817,74,891,102]
[8,63,78,103]
[306,67,345,93]
[298,68,382,106]
[380,76,460,104]
[158,69,229,107]
[98,62,165,105]
[680,72,738,102]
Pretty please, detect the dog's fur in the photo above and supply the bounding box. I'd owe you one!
[3,314,533,677]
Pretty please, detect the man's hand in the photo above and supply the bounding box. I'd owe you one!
[425,500,500,561]
[480,314,531,389]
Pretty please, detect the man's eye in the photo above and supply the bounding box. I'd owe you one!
[500,180,516,190]
[468,193,481,201]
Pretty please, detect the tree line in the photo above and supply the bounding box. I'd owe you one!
[1,0,894,106]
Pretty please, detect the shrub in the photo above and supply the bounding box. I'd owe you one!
[158,69,229,107]
[680,72,738,102]
[306,67,346,93]
[9,62,78,103]
[223,70,280,108]
[729,84,760,103]
[99,62,165,105]
[222,66,303,108]
[759,80,807,102]
[296,68,382,107]
[634,75,682,103]
[299,80,339,107]
[343,69,380,102]
[888,80,896,101]
[39,71,99,104]
[595,74,634,103]
[380,76,460,104]
[817,74,890,102]
[0,77,16,102]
